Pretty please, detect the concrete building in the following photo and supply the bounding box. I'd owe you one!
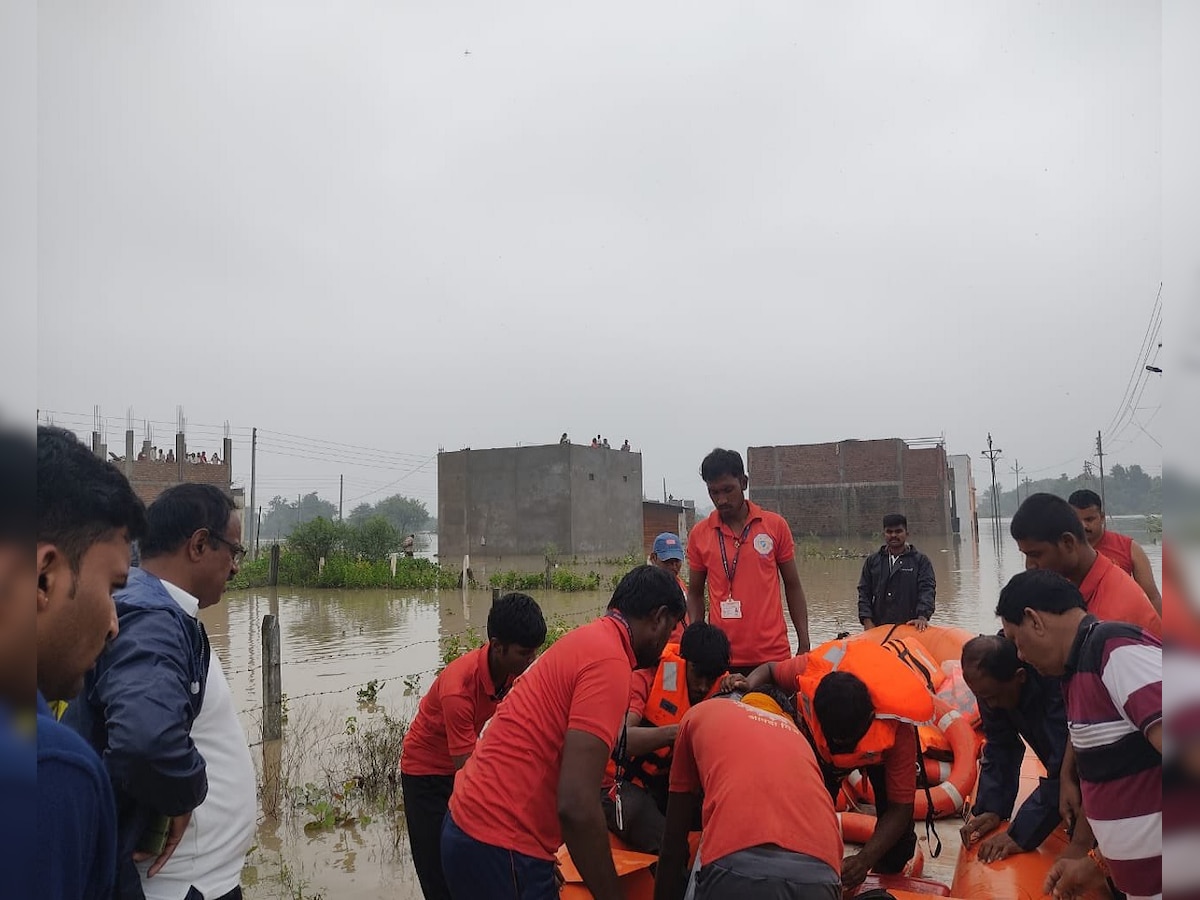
[948,454,979,539]
[746,439,954,537]
[97,427,236,507]
[438,444,643,561]
[642,499,697,557]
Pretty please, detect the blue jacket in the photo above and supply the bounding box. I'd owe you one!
[63,567,210,900]
[37,692,117,900]
[0,705,36,900]
[971,665,1067,850]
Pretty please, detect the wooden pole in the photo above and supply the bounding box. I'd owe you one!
[268,543,280,586]
[262,614,282,742]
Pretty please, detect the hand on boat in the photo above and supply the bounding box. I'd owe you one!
[906,616,930,632]
[959,811,1000,846]
[977,831,1021,863]
[840,852,871,891]
[1043,853,1107,899]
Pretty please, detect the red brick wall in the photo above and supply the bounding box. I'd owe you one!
[748,440,951,537]
[642,502,695,557]
[125,459,233,506]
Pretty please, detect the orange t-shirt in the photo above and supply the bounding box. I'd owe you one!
[772,655,919,804]
[686,502,796,667]
[400,646,507,777]
[668,698,842,870]
[1094,529,1135,575]
[1080,551,1162,638]
[448,615,636,860]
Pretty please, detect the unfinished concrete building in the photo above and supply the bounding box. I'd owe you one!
[438,443,644,561]
[746,439,954,537]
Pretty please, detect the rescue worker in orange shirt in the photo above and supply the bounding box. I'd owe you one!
[727,639,932,892]
[1010,492,1160,636]
[655,686,843,900]
[1068,488,1161,613]
[649,532,689,643]
[604,622,731,854]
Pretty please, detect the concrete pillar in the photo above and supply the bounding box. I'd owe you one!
[223,436,232,472]
[175,432,186,484]
[125,430,135,479]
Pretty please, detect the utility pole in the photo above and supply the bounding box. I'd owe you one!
[981,433,1003,532]
[255,506,262,560]
[248,427,258,557]
[297,494,301,530]
[339,474,344,521]
[1095,431,1107,512]
[663,478,667,503]
[1010,459,1024,505]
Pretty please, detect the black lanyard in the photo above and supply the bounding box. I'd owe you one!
[716,521,754,593]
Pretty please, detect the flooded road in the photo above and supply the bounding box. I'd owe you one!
[205,518,1161,899]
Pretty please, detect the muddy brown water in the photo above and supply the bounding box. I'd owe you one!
[204,518,1161,899]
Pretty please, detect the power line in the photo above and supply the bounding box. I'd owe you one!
[1103,284,1162,438]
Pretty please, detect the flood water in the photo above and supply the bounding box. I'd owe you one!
[205,518,1162,899]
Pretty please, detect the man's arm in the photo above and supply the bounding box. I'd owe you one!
[1130,542,1162,613]
[779,559,810,653]
[914,552,936,622]
[625,708,679,757]
[686,569,707,626]
[92,610,207,815]
[559,730,624,900]
[857,557,875,628]
[653,791,699,900]
[970,706,1023,825]
[443,692,481,771]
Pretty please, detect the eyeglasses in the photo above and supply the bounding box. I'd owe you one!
[208,531,247,565]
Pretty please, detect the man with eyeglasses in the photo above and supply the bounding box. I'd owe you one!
[64,484,255,900]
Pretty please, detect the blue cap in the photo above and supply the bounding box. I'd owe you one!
[652,532,685,561]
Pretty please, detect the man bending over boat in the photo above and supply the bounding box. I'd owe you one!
[998,570,1161,900]
[728,639,931,892]
[441,565,685,900]
[604,622,731,854]
[655,686,843,900]
[959,634,1090,863]
[399,592,546,900]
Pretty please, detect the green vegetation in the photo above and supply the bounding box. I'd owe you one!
[231,550,459,590]
[258,492,431,542]
[981,463,1161,517]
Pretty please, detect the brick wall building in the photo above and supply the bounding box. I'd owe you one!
[642,500,696,557]
[110,432,235,506]
[747,439,953,537]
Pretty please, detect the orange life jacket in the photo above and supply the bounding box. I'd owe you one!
[625,643,724,789]
[795,639,934,773]
[880,636,946,694]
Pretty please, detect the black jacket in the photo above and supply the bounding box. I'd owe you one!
[857,544,935,625]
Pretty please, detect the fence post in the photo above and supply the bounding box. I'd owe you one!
[262,614,282,742]
[268,543,280,586]
[491,587,501,602]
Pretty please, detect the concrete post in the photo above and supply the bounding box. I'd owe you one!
[125,429,135,479]
[175,432,186,483]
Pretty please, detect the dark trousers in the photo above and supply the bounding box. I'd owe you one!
[601,781,667,855]
[824,765,917,873]
[184,888,242,900]
[695,846,841,900]
[401,771,455,900]
[440,812,558,900]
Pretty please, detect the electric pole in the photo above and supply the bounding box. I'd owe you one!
[248,427,258,557]
[1010,459,1024,505]
[1095,431,1107,512]
[981,433,1003,532]
[339,474,344,521]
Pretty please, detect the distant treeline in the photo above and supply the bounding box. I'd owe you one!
[256,492,433,541]
[980,463,1160,517]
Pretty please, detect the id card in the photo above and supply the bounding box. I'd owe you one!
[719,598,743,619]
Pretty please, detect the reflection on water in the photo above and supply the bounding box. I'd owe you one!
[208,517,1160,900]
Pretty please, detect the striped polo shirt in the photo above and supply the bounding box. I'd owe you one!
[1063,615,1162,900]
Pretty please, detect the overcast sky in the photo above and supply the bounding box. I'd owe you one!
[29,1,1174,510]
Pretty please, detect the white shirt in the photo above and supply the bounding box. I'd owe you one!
[140,580,257,900]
